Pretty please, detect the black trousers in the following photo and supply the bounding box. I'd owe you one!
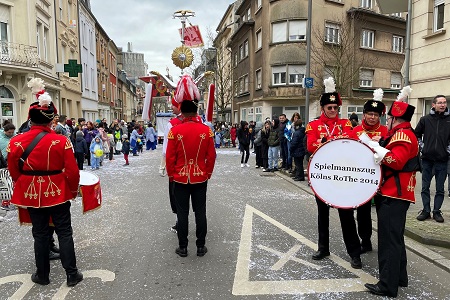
[28,201,78,278]
[75,152,85,170]
[315,197,361,258]
[293,156,305,179]
[169,181,177,214]
[375,195,410,297]
[174,181,208,248]
[240,145,250,163]
[356,200,372,247]
[255,145,263,167]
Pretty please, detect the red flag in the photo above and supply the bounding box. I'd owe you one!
[80,180,102,213]
[179,25,204,48]
[206,84,215,122]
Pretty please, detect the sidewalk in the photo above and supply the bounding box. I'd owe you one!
[277,169,450,273]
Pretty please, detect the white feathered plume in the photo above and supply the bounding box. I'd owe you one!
[397,86,412,102]
[27,78,45,94]
[324,77,336,93]
[373,88,384,101]
[38,92,52,107]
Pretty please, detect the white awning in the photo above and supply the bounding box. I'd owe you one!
[376,0,409,14]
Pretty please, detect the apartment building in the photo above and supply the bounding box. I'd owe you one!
[108,40,120,121]
[227,0,406,123]
[56,0,82,119]
[79,0,98,122]
[0,0,60,126]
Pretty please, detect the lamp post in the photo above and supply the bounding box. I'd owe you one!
[305,0,312,122]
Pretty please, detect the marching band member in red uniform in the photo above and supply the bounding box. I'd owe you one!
[161,97,184,231]
[350,89,388,254]
[7,78,83,287]
[306,77,362,269]
[166,75,216,257]
[365,87,419,297]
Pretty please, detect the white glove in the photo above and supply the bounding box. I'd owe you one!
[373,145,390,165]
[159,155,167,177]
[359,132,379,150]
[159,167,166,177]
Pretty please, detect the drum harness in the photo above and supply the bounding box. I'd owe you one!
[19,131,62,176]
[379,128,421,196]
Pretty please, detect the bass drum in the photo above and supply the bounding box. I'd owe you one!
[307,138,382,209]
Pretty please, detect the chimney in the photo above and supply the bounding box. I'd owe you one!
[127,42,132,52]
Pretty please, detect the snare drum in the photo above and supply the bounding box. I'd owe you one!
[79,170,102,213]
[308,138,382,209]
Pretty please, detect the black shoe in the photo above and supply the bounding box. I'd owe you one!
[263,168,271,172]
[293,177,305,181]
[197,246,208,257]
[364,283,391,296]
[175,247,188,257]
[133,154,139,156]
[171,222,177,232]
[417,210,431,221]
[360,244,373,254]
[31,273,50,285]
[351,256,362,269]
[272,168,278,172]
[312,250,330,260]
[399,281,408,287]
[49,250,61,260]
[50,244,60,253]
[433,211,444,223]
[67,271,83,287]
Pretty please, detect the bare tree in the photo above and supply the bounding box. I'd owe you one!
[310,12,379,97]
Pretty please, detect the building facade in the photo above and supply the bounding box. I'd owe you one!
[78,0,98,122]
[227,0,406,123]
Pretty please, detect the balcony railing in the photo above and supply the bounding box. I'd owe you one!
[0,41,39,68]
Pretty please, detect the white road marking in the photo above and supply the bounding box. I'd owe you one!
[232,204,378,296]
[257,244,323,271]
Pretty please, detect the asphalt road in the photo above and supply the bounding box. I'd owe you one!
[0,147,449,300]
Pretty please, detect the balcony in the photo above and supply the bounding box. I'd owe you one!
[0,41,39,68]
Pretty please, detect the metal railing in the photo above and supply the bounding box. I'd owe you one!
[0,41,39,67]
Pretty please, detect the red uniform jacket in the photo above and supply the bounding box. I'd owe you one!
[351,121,388,140]
[166,117,216,184]
[7,126,80,208]
[305,114,353,154]
[379,122,418,202]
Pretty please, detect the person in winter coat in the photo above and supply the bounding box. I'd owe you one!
[74,131,88,170]
[82,122,98,166]
[121,134,131,166]
[267,118,280,172]
[289,119,306,181]
[107,133,115,161]
[113,125,123,154]
[130,125,142,156]
[237,121,251,167]
[230,124,237,148]
[253,121,263,168]
[145,123,157,150]
[89,136,103,170]
[261,120,271,171]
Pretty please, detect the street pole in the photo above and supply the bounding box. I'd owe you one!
[404,0,412,86]
[305,0,312,122]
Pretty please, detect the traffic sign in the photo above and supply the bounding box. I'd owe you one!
[304,77,314,88]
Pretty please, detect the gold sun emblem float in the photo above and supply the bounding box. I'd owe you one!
[172,45,194,69]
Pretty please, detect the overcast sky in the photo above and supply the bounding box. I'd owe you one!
[90,0,233,78]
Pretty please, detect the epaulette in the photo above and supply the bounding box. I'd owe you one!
[344,120,352,128]
[65,137,73,149]
[209,128,214,138]
[387,131,412,146]
[305,123,313,132]
[167,129,174,140]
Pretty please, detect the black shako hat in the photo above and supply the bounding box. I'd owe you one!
[320,77,342,106]
[363,88,386,115]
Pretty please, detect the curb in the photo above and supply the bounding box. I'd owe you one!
[274,169,450,273]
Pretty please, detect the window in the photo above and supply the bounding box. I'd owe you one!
[360,0,372,9]
[361,30,374,48]
[244,74,249,92]
[91,68,95,91]
[248,107,254,121]
[43,27,49,61]
[289,20,306,41]
[390,72,402,89]
[247,7,251,21]
[255,106,262,122]
[434,0,445,31]
[256,69,262,89]
[288,65,306,85]
[347,106,364,120]
[256,0,262,9]
[239,44,244,60]
[67,1,71,22]
[272,66,286,85]
[244,40,249,57]
[234,80,238,96]
[36,23,41,58]
[0,22,8,42]
[325,22,340,44]
[272,20,306,43]
[390,12,402,17]
[359,69,374,87]
[241,108,247,121]
[256,30,262,50]
[233,52,238,67]
[392,35,404,53]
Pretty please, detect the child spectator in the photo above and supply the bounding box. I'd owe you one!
[214,129,222,149]
[74,131,88,170]
[89,136,103,170]
[122,134,131,166]
[107,133,115,161]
